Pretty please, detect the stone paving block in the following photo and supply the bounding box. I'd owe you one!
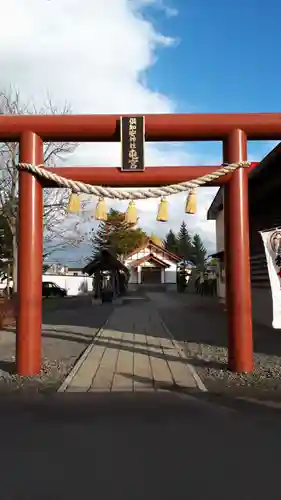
[67,344,106,392]
[64,300,200,393]
[134,333,149,349]
[121,332,135,347]
[166,359,197,388]
[133,347,154,391]
[148,332,174,390]
[159,337,181,361]
[159,336,197,388]
[101,329,123,343]
[150,356,173,389]
[160,337,174,350]
[145,335,162,354]
[112,333,134,391]
[90,344,119,392]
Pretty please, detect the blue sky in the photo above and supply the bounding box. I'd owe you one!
[147,0,281,112]
[144,0,281,160]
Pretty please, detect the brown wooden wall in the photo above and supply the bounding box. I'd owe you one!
[249,183,281,288]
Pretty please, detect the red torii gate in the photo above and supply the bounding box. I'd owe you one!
[1,113,280,376]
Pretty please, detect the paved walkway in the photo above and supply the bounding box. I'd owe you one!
[60,297,201,392]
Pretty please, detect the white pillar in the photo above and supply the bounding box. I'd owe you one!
[137,265,141,284]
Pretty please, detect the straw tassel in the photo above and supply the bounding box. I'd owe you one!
[156,197,168,222]
[67,192,81,214]
[185,188,197,214]
[95,197,107,221]
[125,200,137,224]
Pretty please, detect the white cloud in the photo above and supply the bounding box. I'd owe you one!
[132,0,179,17]
[0,0,218,261]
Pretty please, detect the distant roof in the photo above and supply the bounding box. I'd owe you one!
[83,249,129,275]
[207,143,281,220]
[131,253,170,268]
[209,250,224,259]
[126,239,181,262]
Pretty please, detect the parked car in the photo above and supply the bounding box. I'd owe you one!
[42,282,67,298]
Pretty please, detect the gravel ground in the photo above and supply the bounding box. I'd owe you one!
[182,342,281,399]
[0,357,72,393]
[0,297,113,393]
[147,291,281,401]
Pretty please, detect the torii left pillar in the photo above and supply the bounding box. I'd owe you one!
[17,132,43,375]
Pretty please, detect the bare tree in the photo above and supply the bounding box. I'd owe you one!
[0,87,85,292]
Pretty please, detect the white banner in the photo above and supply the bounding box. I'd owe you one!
[260,229,281,329]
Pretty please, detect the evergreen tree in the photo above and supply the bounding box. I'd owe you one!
[191,233,207,270]
[177,221,192,261]
[91,208,147,260]
[164,229,179,255]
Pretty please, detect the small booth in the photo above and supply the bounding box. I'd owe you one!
[83,250,130,303]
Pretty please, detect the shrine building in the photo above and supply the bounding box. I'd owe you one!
[124,239,181,289]
[207,142,281,329]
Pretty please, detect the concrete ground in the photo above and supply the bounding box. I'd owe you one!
[1,292,281,498]
[0,389,281,498]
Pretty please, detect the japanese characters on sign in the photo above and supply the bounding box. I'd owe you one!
[120,116,145,171]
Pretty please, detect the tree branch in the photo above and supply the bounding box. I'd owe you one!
[0,86,86,265]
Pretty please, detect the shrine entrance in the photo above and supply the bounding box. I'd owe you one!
[2,112,280,376]
[141,267,162,285]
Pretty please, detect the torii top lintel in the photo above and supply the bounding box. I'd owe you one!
[1,113,281,142]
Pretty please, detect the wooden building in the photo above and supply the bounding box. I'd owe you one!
[207,142,281,328]
[124,239,181,289]
[83,249,129,299]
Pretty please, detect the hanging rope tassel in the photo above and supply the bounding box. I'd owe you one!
[156,197,168,222]
[125,200,137,224]
[185,188,197,214]
[67,192,81,214]
[95,197,107,221]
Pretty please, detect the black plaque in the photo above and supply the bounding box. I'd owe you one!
[120,116,145,171]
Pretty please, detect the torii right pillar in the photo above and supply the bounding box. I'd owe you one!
[223,129,254,372]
